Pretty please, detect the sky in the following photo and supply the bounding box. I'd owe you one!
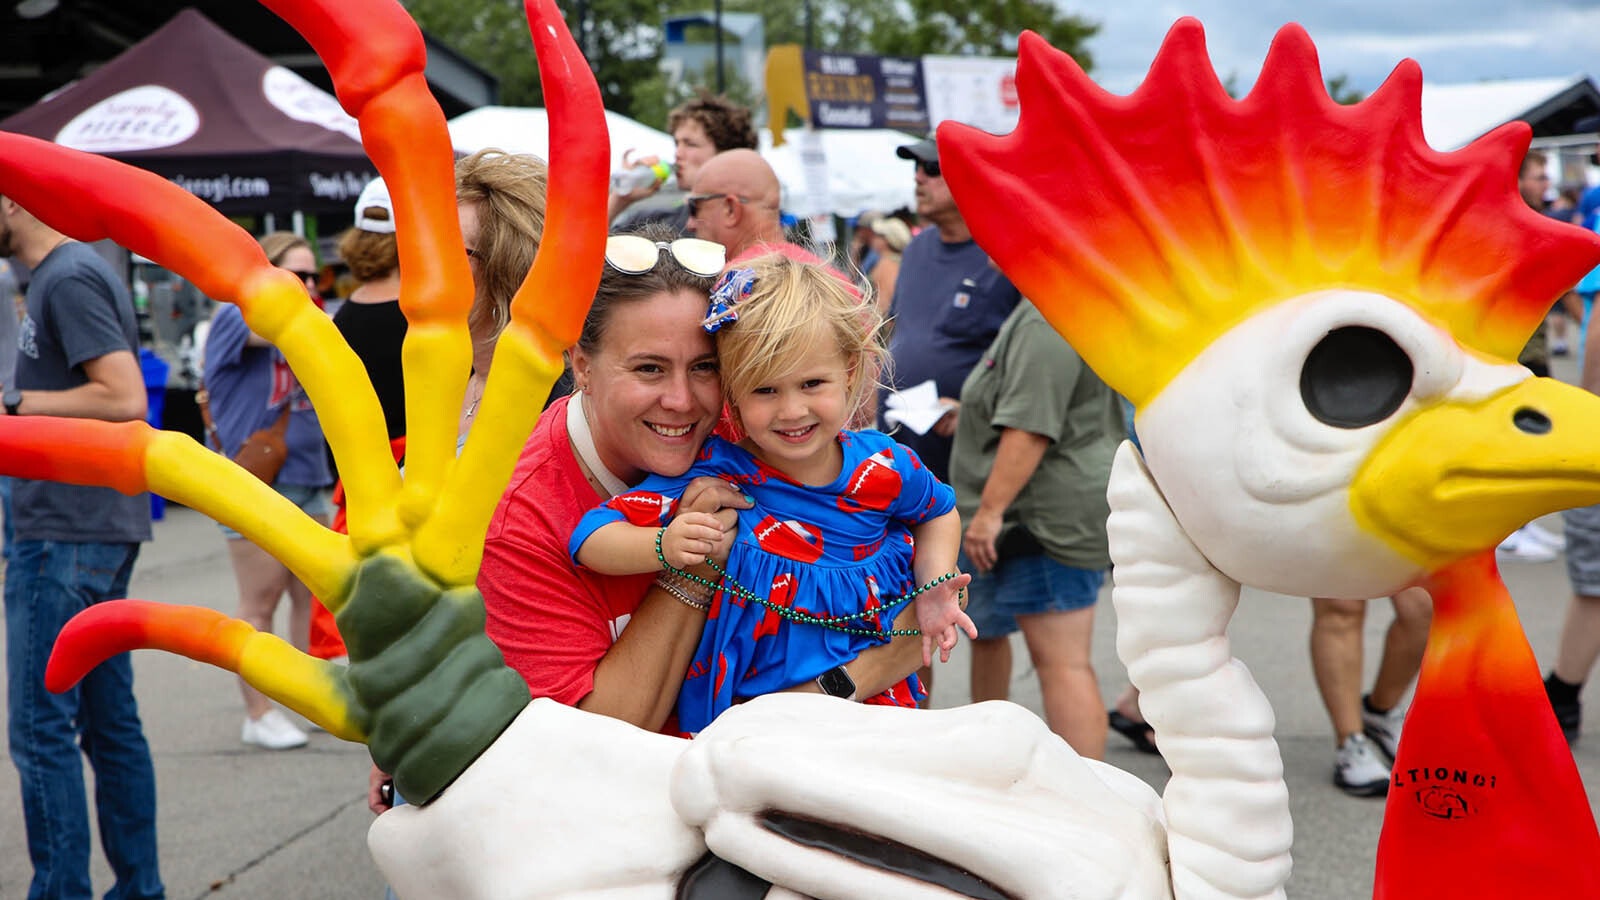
[1083,1,1600,95]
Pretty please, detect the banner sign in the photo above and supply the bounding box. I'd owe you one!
[801,50,929,133]
[922,55,1021,136]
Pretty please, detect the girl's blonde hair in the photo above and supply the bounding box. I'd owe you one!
[715,250,887,431]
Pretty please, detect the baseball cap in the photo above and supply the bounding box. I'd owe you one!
[895,137,938,165]
[354,177,395,234]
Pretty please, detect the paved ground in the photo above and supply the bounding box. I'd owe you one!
[3,362,1599,898]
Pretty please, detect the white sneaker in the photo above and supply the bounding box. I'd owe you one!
[242,709,308,750]
[1497,527,1558,563]
[1333,734,1390,797]
[1361,695,1405,761]
[1521,521,1567,552]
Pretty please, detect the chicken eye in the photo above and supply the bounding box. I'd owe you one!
[1300,326,1413,429]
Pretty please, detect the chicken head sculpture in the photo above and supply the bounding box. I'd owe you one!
[940,18,1600,900]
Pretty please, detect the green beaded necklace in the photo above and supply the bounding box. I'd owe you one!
[655,527,959,638]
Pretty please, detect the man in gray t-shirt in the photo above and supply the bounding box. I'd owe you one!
[0,194,163,899]
[0,257,18,389]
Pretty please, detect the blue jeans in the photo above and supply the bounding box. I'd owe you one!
[5,540,165,900]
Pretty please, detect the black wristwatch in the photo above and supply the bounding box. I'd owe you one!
[3,387,20,416]
[816,666,857,700]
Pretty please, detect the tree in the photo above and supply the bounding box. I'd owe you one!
[402,0,663,116]
[402,0,1099,123]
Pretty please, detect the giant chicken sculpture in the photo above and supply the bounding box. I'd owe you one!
[4,0,1600,897]
[940,19,1600,900]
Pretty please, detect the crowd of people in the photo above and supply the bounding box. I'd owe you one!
[3,90,1600,897]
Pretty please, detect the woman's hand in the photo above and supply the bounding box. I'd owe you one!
[963,508,1003,573]
[914,572,977,666]
[662,513,729,569]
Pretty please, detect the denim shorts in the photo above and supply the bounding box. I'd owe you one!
[217,483,332,541]
[960,549,1105,639]
[1565,503,1600,596]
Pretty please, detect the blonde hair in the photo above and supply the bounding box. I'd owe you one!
[258,231,311,267]
[715,251,886,431]
[455,148,549,341]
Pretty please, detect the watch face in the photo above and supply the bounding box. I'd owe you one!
[817,666,855,698]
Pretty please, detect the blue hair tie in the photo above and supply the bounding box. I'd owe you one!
[704,267,757,333]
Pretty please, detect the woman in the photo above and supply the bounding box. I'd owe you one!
[455,147,556,426]
[867,216,910,317]
[332,178,407,443]
[948,298,1124,760]
[475,226,926,732]
[203,231,333,750]
[322,153,553,664]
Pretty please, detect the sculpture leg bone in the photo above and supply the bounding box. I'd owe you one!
[1108,442,1292,899]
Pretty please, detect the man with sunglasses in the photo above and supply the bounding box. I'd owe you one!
[683,149,788,259]
[883,137,1021,483]
[610,94,760,234]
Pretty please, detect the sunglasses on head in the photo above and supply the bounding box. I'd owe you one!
[603,234,726,278]
[915,158,941,178]
[685,193,748,218]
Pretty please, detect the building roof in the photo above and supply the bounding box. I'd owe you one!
[1420,75,1600,150]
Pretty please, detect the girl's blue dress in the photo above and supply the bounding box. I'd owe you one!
[570,429,955,734]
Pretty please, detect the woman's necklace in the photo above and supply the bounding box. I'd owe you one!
[567,391,629,498]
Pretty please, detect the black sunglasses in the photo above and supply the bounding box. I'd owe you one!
[915,158,941,178]
[686,193,748,218]
[288,269,318,284]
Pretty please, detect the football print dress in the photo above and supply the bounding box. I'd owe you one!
[570,430,955,734]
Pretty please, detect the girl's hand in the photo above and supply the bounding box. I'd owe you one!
[663,512,727,569]
[676,478,750,564]
[913,573,977,666]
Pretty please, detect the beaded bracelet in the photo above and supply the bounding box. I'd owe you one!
[654,571,710,611]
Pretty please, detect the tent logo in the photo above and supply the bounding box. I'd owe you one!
[55,85,199,152]
[262,66,362,143]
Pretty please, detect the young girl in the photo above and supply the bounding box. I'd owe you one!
[569,251,975,734]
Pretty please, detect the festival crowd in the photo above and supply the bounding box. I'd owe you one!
[2,92,1599,899]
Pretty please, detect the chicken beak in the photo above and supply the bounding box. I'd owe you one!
[1351,375,1600,568]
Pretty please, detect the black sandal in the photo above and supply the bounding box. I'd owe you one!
[1108,709,1161,755]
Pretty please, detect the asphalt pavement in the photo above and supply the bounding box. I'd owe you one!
[3,361,1600,899]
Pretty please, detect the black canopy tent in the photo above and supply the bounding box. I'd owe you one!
[0,7,376,217]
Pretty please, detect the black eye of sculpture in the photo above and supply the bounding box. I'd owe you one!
[1300,326,1414,429]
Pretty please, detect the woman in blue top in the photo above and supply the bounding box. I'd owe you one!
[570,248,974,734]
[203,232,333,750]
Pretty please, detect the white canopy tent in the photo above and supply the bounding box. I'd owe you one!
[448,106,917,220]
[448,105,675,172]
[760,128,919,219]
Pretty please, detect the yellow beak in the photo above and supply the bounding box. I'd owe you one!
[1351,376,1600,569]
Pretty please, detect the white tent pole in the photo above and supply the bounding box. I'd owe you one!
[292,210,306,237]
[264,212,276,233]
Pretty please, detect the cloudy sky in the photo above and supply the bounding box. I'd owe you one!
[1084,1,1600,94]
